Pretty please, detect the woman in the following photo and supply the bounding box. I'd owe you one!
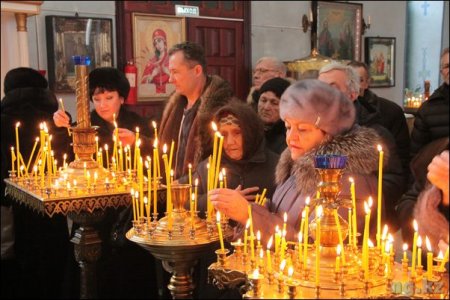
[257,77,290,154]
[183,101,279,215]
[210,79,387,245]
[53,67,153,155]
[53,67,157,299]
[1,67,71,298]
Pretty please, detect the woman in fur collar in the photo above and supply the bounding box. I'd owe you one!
[210,79,388,245]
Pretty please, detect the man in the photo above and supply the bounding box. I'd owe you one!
[410,47,449,159]
[159,41,235,179]
[348,61,411,180]
[247,56,287,109]
[318,62,405,231]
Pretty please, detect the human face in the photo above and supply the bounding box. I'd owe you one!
[355,66,370,96]
[92,89,123,123]
[220,123,243,160]
[440,52,449,85]
[258,91,280,124]
[169,51,202,98]
[253,60,282,89]
[284,117,326,161]
[154,37,166,52]
[318,69,356,101]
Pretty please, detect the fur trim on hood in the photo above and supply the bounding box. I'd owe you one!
[275,125,389,195]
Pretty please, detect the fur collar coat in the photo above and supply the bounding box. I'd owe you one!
[249,125,388,244]
[159,75,234,177]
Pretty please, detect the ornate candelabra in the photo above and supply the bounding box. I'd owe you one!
[208,155,449,299]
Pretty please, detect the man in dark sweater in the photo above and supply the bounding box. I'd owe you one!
[348,61,411,180]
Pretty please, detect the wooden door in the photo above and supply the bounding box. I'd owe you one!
[187,18,246,100]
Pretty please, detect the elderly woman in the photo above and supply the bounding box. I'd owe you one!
[182,101,279,215]
[210,79,388,244]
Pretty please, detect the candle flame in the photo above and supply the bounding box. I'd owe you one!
[425,236,432,252]
[364,201,370,214]
[152,121,157,129]
[275,225,280,233]
[388,233,394,243]
[153,138,158,148]
[316,205,323,218]
[211,122,218,132]
[438,250,444,259]
[368,239,374,248]
[301,209,306,218]
[283,212,287,222]
[257,230,261,241]
[402,243,408,251]
[413,219,418,232]
[385,241,391,253]
[170,169,174,177]
[245,219,251,229]
[163,144,167,153]
[252,269,259,278]
[377,144,383,152]
[305,196,310,205]
[382,224,389,240]
[368,196,373,208]
[145,161,149,169]
[130,188,134,195]
[114,121,118,128]
[298,232,303,243]
[73,180,77,186]
[104,144,108,150]
[349,177,354,183]
[260,248,264,258]
[16,122,20,128]
[337,244,341,255]
[188,163,192,169]
[136,127,139,133]
[279,259,286,271]
[95,136,98,142]
[222,168,226,176]
[191,193,195,201]
[219,172,223,181]
[134,191,139,198]
[195,178,199,186]
[67,182,71,189]
[267,236,273,249]
[288,266,294,277]
[215,211,221,223]
[417,236,422,247]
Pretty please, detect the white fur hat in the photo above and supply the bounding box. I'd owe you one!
[279,79,355,136]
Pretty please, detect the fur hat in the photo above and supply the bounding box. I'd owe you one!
[89,67,130,99]
[280,79,355,136]
[4,67,48,94]
[259,77,291,99]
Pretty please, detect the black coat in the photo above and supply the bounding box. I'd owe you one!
[1,86,70,298]
[410,83,449,158]
[355,99,406,231]
[360,90,411,179]
[264,119,287,155]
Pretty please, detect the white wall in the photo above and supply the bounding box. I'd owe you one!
[251,1,408,106]
[26,1,116,116]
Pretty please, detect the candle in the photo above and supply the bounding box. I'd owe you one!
[162,144,171,214]
[15,122,20,176]
[10,147,16,173]
[377,145,384,248]
[417,236,422,268]
[282,212,288,234]
[336,245,341,272]
[381,224,389,256]
[244,219,250,255]
[439,245,449,271]
[134,127,140,170]
[303,197,310,266]
[153,145,158,214]
[216,211,225,251]
[349,177,357,247]
[207,162,211,221]
[211,123,219,188]
[385,241,391,276]
[219,172,224,188]
[83,162,87,178]
[256,230,261,248]
[425,236,433,280]
[298,232,303,262]
[222,168,227,188]
[188,163,192,195]
[105,144,110,170]
[363,199,372,280]
[146,160,151,202]
[333,209,345,263]
[168,140,175,172]
[267,236,273,273]
[279,259,286,275]
[248,205,255,259]
[411,219,419,275]
[194,178,198,212]
[287,266,294,284]
[403,243,408,261]
[214,133,224,188]
[26,137,39,172]
[86,170,91,188]
[299,210,305,243]
[152,121,158,142]
[275,226,280,255]
[315,205,323,286]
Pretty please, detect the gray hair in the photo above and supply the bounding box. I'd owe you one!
[319,62,360,96]
[255,56,287,76]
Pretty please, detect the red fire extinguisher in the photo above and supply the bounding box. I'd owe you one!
[124,59,137,104]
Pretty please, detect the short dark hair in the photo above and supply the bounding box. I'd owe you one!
[168,41,207,73]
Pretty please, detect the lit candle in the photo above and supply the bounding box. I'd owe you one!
[315,205,323,286]
[411,219,419,275]
[298,232,303,262]
[26,137,39,172]
[214,133,224,189]
[267,236,273,273]
[248,205,255,259]
[131,188,136,221]
[303,197,310,266]
[244,219,250,255]
[274,225,280,255]
[219,172,224,188]
[333,209,345,263]
[168,140,175,172]
[10,147,15,173]
[363,199,372,280]
[153,141,158,214]
[336,245,341,272]
[287,266,294,284]
[377,145,384,248]
[145,160,152,202]
[256,230,261,248]
[104,144,109,170]
[162,144,171,215]
[194,178,199,212]
[222,168,227,188]
[403,243,408,261]
[83,162,87,178]
[349,177,357,247]
[425,236,433,280]
[279,259,286,275]
[152,121,158,143]
[188,163,192,196]
[216,211,225,251]
[15,122,20,175]
[439,245,449,271]
[417,236,422,268]
[210,123,219,189]
[134,127,140,170]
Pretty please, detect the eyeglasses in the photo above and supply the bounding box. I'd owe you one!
[252,68,277,75]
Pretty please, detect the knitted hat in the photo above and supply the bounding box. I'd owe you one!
[89,67,130,99]
[280,79,355,136]
[259,77,291,99]
[4,67,48,94]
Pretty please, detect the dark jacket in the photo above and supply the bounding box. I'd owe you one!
[249,125,385,245]
[159,75,235,178]
[396,137,449,246]
[355,99,406,231]
[360,90,411,179]
[410,83,449,158]
[1,85,70,298]
[264,119,287,155]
